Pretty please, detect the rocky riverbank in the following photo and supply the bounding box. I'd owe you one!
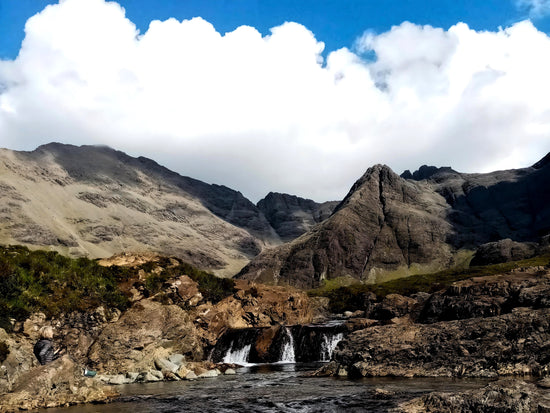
[0,263,313,412]
[315,265,550,379]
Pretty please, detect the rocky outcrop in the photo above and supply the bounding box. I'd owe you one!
[195,279,313,346]
[401,379,550,412]
[325,307,550,378]
[87,299,203,373]
[257,192,338,241]
[0,356,117,412]
[239,153,550,288]
[418,267,550,323]
[315,267,550,379]
[470,238,540,266]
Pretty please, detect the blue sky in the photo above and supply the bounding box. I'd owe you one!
[0,0,546,59]
[1,0,550,202]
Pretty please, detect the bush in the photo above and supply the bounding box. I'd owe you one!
[0,245,130,320]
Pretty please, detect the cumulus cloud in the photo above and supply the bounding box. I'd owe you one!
[1,0,550,202]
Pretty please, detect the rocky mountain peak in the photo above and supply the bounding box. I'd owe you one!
[401,165,458,181]
[533,152,550,169]
[257,192,338,241]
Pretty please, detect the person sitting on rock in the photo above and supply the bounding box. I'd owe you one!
[33,326,64,365]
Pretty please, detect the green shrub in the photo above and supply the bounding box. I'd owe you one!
[0,245,130,320]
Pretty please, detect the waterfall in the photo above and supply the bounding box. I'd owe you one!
[279,327,296,363]
[320,332,343,361]
[210,323,347,364]
[222,340,252,364]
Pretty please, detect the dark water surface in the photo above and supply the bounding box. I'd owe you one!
[37,363,490,413]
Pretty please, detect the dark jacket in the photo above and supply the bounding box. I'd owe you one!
[33,339,56,365]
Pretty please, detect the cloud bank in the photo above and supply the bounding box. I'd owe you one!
[1,0,549,202]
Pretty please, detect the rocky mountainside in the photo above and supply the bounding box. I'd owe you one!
[0,143,283,276]
[238,154,550,287]
[257,192,338,241]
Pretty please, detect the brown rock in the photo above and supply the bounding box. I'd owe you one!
[88,299,203,373]
[0,356,117,412]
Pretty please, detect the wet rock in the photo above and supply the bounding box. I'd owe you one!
[154,357,179,373]
[168,354,185,366]
[224,368,236,375]
[198,369,220,378]
[401,379,549,413]
[136,370,162,383]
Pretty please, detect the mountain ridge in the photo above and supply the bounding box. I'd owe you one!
[238,153,550,287]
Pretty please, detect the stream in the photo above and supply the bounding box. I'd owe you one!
[36,363,491,413]
[36,324,490,412]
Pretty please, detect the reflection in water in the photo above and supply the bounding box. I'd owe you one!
[37,363,490,413]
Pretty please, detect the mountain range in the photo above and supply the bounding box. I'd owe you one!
[0,143,335,276]
[1,142,549,285]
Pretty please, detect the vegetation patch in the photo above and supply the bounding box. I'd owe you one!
[0,245,236,328]
[142,256,236,303]
[310,254,550,313]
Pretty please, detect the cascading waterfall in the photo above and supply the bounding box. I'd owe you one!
[279,327,296,363]
[320,332,343,361]
[222,340,252,364]
[211,323,346,364]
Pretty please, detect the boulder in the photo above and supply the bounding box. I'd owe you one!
[87,299,203,374]
[154,357,179,373]
[401,379,550,413]
[0,356,117,412]
[471,239,539,266]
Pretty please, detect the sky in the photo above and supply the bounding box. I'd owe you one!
[0,1,550,202]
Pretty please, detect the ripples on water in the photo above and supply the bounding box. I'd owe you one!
[37,363,489,413]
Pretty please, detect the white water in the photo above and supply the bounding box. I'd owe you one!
[279,327,296,363]
[223,341,252,364]
[320,332,343,361]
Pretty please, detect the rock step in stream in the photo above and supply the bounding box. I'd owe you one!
[210,323,346,365]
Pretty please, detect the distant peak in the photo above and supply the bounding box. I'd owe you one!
[401,165,457,181]
[533,152,550,169]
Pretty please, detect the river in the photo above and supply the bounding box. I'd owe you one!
[36,363,490,413]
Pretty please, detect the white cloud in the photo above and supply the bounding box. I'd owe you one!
[516,0,550,18]
[1,0,550,202]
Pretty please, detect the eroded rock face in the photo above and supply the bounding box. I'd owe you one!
[195,280,313,346]
[0,356,117,412]
[87,299,203,373]
[332,307,550,379]
[418,269,550,324]
[257,192,338,241]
